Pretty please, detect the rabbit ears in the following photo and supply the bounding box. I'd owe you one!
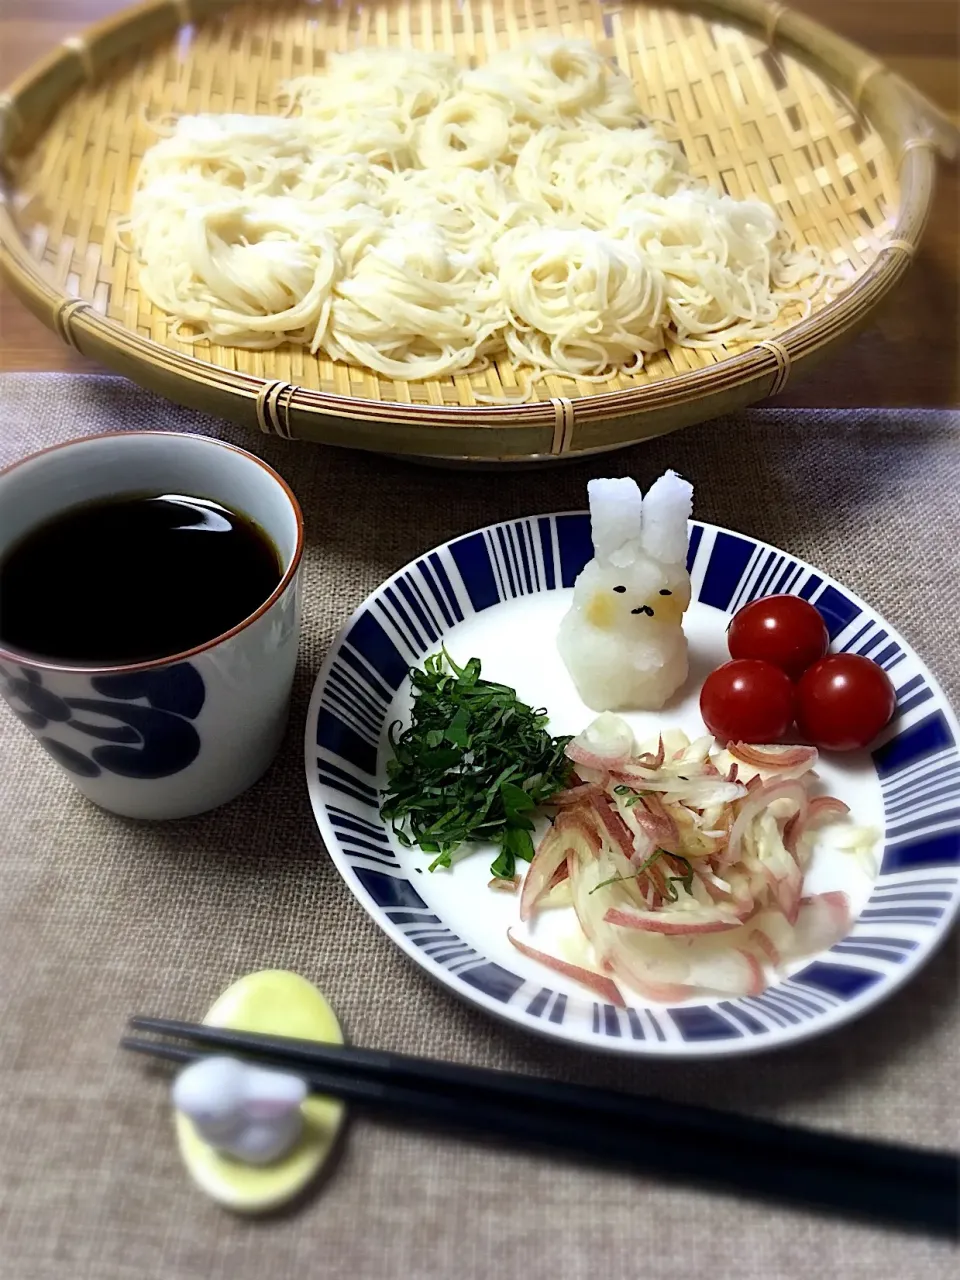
[172,1055,307,1120]
[242,1066,308,1120]
[587,470,693,566]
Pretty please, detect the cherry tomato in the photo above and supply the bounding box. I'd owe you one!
[728,594,829,679]
[700,659,795,744]
[795,654,896,751]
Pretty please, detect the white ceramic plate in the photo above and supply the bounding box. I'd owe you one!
[305,515,960,1057]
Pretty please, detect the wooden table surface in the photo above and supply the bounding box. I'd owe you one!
[1,0,957,406]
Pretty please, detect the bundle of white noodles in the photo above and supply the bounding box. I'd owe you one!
[125,40,829,380]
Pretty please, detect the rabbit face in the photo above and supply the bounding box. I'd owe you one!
[559,470,694,712]
[578,551,691,635]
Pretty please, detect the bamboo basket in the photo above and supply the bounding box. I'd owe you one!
[0,0,955,460]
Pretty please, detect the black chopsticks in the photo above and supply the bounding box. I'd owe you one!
[123,1016,959,1238]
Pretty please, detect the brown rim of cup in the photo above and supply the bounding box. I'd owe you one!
[0,431,305,676]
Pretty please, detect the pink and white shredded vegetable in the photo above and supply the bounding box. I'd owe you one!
[516,714,874,1003]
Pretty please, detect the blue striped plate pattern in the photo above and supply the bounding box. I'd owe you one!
[304,517,960,1057]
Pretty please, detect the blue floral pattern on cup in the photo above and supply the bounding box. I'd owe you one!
[0,662,205,779]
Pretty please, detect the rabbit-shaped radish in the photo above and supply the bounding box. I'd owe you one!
[172,1056,307,1166]
[557,470,693,712]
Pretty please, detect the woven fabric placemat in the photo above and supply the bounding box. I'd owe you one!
[0,374,957,1280]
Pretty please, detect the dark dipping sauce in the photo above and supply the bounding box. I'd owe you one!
[0,494,282,665]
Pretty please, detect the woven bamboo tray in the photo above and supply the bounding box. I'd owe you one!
[0,0,956,460]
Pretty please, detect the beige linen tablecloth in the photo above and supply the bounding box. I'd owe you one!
[0,374,957,1280]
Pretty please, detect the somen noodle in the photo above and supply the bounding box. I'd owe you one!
[125,40,828,382]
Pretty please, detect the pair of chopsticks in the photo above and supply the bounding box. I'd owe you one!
[123,1017,959,1237]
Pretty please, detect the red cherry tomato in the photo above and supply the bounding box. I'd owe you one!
[728,594,829,680]
[700,659,795,744]
[795,654,896,751]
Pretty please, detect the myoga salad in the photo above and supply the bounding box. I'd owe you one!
[511,716,876,1003]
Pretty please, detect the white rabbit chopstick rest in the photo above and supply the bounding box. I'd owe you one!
[558,470,693,712]
[172,1055,307,1166]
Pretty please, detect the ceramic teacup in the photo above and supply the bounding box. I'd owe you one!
[0,432,303,819]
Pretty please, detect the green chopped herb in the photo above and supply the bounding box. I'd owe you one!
[590,849,695,902]
[611,783,649,809]
[380,650,573,880]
